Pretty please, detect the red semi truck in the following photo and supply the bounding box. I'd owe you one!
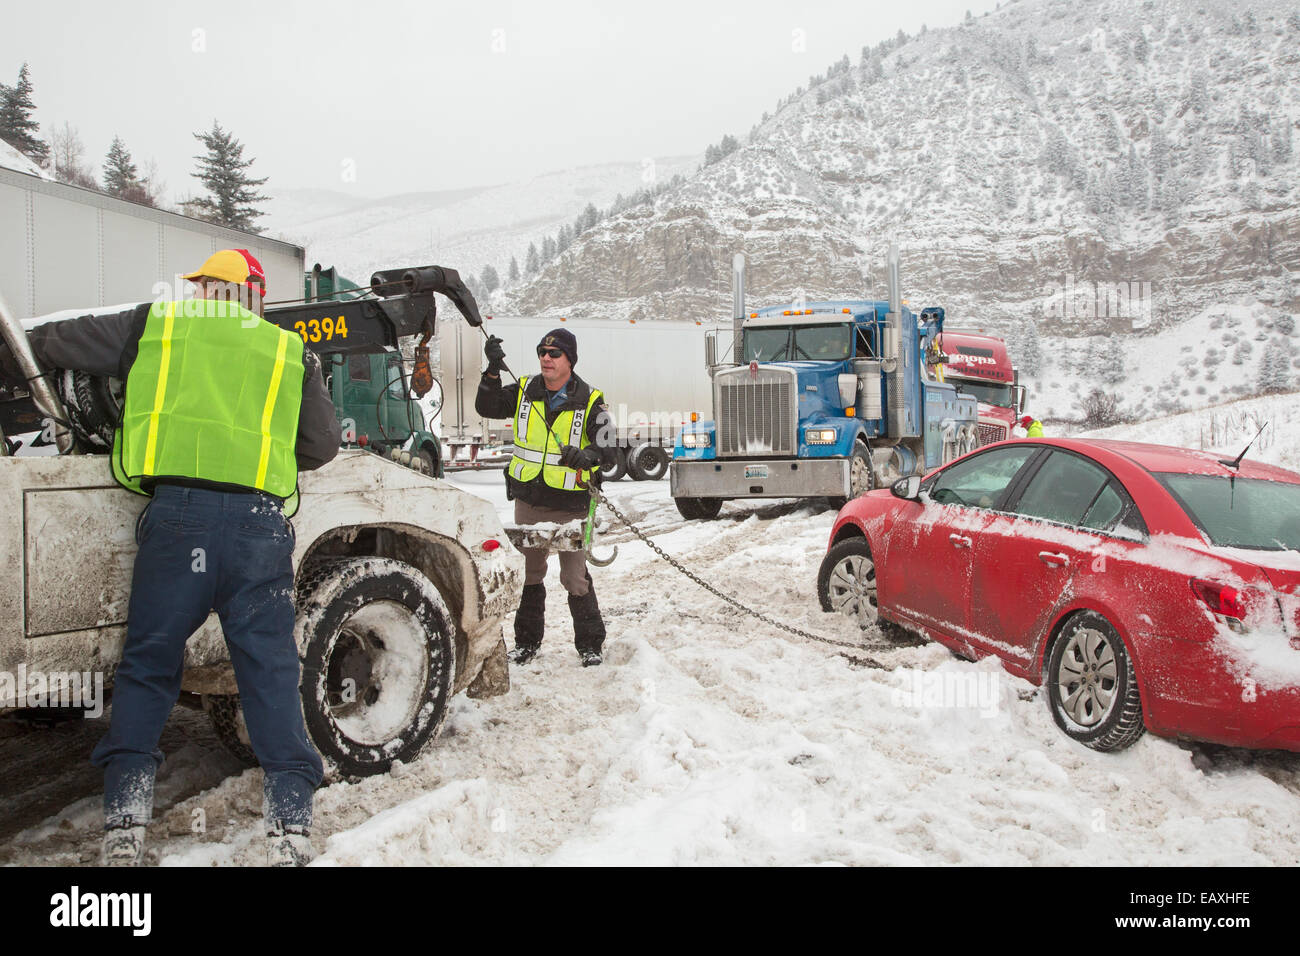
[936,331,1030,446]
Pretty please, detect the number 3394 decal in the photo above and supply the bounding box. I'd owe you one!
[294,315,349,343]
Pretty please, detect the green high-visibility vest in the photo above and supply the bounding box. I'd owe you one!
[112,299,305,514]
[1026,419,1044,438]
[507,375,603,491]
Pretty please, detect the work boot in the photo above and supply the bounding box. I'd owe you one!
[569,573,606,665]
[102,823,146,867]
[511,582,545,664]
[267,821,314,867]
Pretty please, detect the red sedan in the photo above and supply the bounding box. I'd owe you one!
[817,438,1300,752]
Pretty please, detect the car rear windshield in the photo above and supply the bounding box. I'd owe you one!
[1157,473,1300,550]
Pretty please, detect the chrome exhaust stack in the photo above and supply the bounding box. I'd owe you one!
[732,252,746,365]
[0,288,74,454]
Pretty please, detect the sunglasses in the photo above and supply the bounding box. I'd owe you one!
[537,348,565,359]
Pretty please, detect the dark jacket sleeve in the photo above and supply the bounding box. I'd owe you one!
[475,372,519,420]
[295,350,342,471]
[26,304,150,379]
[586,393,617,467]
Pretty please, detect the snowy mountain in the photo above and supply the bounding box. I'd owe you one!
[261,156,698,289]
[0,140,51,180]
[500,0,1298,421]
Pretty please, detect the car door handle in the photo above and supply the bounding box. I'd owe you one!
[949,534,972,549]
[1038,551,1070,568]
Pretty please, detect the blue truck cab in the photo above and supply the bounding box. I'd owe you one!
[670,251,978,518]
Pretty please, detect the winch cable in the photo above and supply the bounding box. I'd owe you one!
[475,325,894,660]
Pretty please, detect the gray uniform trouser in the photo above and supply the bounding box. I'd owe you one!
[514,499,591,596]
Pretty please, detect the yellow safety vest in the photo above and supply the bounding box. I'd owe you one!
[507,376,603,491]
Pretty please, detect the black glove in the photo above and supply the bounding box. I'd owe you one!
[558,444,601,470]
[484,335,506,374]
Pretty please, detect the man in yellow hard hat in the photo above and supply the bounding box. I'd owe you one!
[22,249,340,866]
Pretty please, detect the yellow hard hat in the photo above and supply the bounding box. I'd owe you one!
[183,249,266,295]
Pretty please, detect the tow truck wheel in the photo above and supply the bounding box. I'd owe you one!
[674,496,723,520]
[627,442,670,481]
[418,444,442,478]
[600,447,628,482]
[296,557,455,779]
[826,443,874,510]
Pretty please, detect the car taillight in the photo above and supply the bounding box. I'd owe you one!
[1190,579,1247,621]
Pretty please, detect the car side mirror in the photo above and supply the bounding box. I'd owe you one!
[891,475,922,500]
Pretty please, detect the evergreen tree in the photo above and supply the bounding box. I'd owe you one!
[480,264,500,295]
[1149,124,1169,181]
[0,63,49,164]
[1019,318,1043,376]
[508,256,520,283]
[102,135,140,197]
[1259,338,1291,393]
[556,223,573,253]
[997,167,1017,210]
[183,121,269,232]
[1103,334,1126,384]
[541,235,557,261]
[1275,118,1293,163]
[525,242,540,276]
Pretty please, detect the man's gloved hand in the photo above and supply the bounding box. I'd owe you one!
[558,444,601,470]
[484,335,506,374]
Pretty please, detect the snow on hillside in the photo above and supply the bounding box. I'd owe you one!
[262,156,698,287]
[0,140,50,180]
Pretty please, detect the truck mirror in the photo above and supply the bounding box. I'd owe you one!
[891,475,922,500]
[705,334,717,369]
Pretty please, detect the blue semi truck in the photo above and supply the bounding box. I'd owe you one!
[670,246,979,519]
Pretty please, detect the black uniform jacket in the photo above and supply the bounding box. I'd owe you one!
[476,370,616,513]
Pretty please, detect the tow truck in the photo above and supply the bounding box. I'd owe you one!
[670,246,979,518]
[935,330,1028,447]
[0,264,523,779]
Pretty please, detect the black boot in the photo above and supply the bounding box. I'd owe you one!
[511,583,545,664]
[569,573,606,666]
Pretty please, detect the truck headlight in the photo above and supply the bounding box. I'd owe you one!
[805,428,837,444]
[682,432,712,448]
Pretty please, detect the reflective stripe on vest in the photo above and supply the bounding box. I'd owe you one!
[112,299,305,510]
[507,375,602,491]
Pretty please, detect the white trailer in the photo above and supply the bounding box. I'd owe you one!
[438,314,730,479]
[0,166,303,318]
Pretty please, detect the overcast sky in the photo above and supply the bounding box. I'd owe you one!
[6,0,1000,201]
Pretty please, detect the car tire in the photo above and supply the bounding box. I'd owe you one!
[296,557,456,779]
[1046,611,1146,752]
[627,442,669,481]
[418,443,442,478]
[827,443,874,510]
[203,693,258,767]
[600,447,628,482]
[674,496,723,520]
[817,536,882,628]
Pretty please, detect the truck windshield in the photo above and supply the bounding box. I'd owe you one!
[954,381,1014,408]
[744,324,850,362]
[1157,473,1300,550]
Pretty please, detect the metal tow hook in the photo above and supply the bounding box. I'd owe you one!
[584,486,618,567]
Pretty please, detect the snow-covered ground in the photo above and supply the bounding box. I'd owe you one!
[4,394,1298,866]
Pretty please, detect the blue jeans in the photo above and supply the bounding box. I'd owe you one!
[92,484,324,831]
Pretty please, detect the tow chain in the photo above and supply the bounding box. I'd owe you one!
[592,487,894,659]
[477,325,892,663]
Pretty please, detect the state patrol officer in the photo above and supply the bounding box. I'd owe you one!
[476,328,616,666]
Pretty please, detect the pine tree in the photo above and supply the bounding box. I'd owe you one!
[480,264,500,294]
[1149,124,1169,181]
[525,242,540,276]
[1019,318,1043,376]
[1259,338,1291,393]
[1103,334,1126,384]
[0,63,50,164]
[541,236,557,261]
[183,121,269,232]
[508,256,520,283]
[102,136,140,197]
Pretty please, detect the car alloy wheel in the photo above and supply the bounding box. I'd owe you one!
[1046,610,1145,752]
[817,537,879,626]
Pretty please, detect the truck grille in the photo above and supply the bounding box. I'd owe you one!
[977,423,1008,446]
[715,366,796,457]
